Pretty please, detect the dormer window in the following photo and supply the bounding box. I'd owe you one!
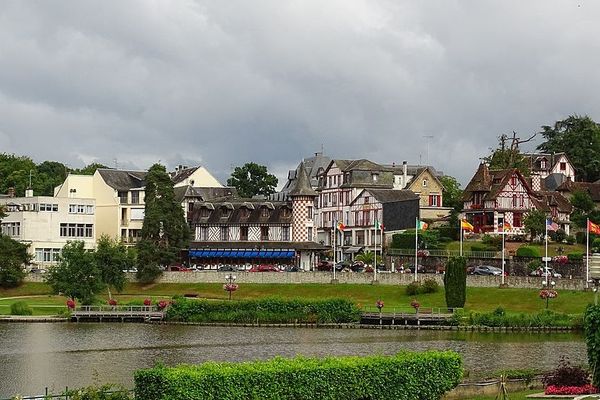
[261,207,270,218]
[372,173,378,182]
[200,208,211,218]
[540,160,547,169]
[221,207,231,218]
[364,196,370,204]
[281,207,291,218]
[240,207,251,219]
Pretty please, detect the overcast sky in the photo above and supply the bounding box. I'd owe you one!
[1,1,599,187]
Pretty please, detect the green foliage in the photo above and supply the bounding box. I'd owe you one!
[494,369,538,384]
[436,225,458,241]
[227,162,278,198]
[549,228,567,243]
[45,241,105,304]
[354,251,381,266]
[0,234,30,288]
[516,246,541,257]
[537,115,600,182]
[406,279,440,296]
[528,259,542,272]
[137,163,188,282]
[63,384,132,400]
[134,351,463,400]
[566,235,576,245]
[593,238,600,253]
[95,235,131,297]
[483,135,530,175]
[482,235,503,250]
[391,232,414,249]
[584,304,600,387]
[391,229,439,250]
[467,309,579,328]
[567,252,584,261]
[443,256,466,309]
[439,175,463,211]
[166,297,361,324]
[523,209,546,240]
[71,162,109,176]
[10,301,32,315]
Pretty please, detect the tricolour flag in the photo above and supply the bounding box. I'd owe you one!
[461,220,474,231]
[337,221,345,232]
[417,219,428,230]
[375,219,384,231]
[589,220,600,235]
[503,222,512,231]
[546,218,559,232]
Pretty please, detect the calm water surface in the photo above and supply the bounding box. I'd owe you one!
[0,323,586,397]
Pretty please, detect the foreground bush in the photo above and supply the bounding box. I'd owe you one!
[585,304,600,387]
[135,351,463,400]
[166,297,361,324]
[10,301,33,316]
[406,278,439,296]
[516,246,540,257]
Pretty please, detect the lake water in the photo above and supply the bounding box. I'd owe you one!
[0,323,587,398]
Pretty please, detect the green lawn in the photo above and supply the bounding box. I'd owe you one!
[467,389,539,400]
[0,282,595,316]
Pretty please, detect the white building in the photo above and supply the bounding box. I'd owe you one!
[0,193,96,267]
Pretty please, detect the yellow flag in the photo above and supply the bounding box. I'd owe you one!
[461,220,474,231]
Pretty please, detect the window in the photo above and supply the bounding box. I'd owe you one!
[220,227,229,241]
[261,226,269,241]
[560,162,566,171]
[307,227,313,241]
[510,176,517,186]
[221,207,231,218]
[69,204,77,213]
[540,160,547,169]
[77,205,85,214]
[60,223,93,238]
[131,191,140,204]
[429,195,439,207]
[261,207,270,218]
[307,206,313,219]
[200,208,211,218]
[1,222,20,237]
[39,203,58,212]
[364,196,370,204]
[423,179,428,187]
[512,194,518,207]
[86,205,94,214]
[240,226,249,241]
[118,191,128,204]
[372,173,378,182]
[513,212,523,227]
[282,226,290,241]
[332,194,337,206]
[35,248,61,263]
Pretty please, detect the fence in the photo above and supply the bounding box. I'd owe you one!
[1,388,133,400]
[386,248,500,259]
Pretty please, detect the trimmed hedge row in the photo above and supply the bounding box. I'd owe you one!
[134,351,463,400]
[165,297,361,324]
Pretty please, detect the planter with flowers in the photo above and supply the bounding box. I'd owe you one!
[108,298,117,310]
[410,299,420,314]
[157,300,168,311]
[66,299,76,310]
[143,298,152,307]
[542,357,597,396]
[539,289,558,309]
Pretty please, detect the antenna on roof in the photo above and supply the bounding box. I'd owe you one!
[114,158,118,169]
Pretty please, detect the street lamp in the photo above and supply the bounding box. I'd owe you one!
[223,274,238,300]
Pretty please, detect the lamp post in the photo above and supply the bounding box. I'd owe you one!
[540,280,557,309]
[224,274,238,300]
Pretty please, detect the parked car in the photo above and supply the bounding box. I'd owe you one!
[249,264,280,272]
[283,265,301,272]
[471,265,503,276]
[334,261,351,271]
[530,267,562,278]
[218,265,239,272]
[168,265,191,272]
[350,261,365,272]
[316,261,334,271]
[29,268,47,274]
[404,264,426,274]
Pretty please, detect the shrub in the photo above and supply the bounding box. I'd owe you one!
[165,297,361,324]
[545,385,598,395]
[516,246,541,257]
[391,233,416,249]
[576,231,586,244]
[406,281,421,296]
[549,229,567,243]
[134,352,463,400]
[467,310,579,328]
[566,235,576,245]
[528,260,542,272]
[495,369,538,385]
[567,252,584,261]
[470,243,495,252]
[10,301,32,316]
[422,278,440,294]
[542,356,589,388]
[585,304,600,387]
[64,384,133,400]
[437,226,458,241]
[482,234,503,250]
[444,256,466,309]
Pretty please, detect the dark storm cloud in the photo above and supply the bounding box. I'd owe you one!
[0,0,599,186]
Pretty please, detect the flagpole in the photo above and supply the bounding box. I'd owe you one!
[333,220,337,281]
[460,220,463,257]
[374,219,378,282]
[587,218,590,289]
[501,228,505,286]
[415,217,418,282]
[545,219,549,285]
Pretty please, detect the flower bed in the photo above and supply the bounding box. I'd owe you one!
[545,384,598,395]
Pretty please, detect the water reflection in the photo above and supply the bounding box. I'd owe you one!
[0,323,586,397]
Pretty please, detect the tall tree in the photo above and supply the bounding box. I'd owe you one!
[227,162,278,198]
[444,256,466,309]
[95,235,133,299]
[0,153,37,196]
[484,132,535,175]
[570,190,600,229]
[72,162,109,175]
[439,175,463,211]
[136,163,189,283]
[45,241,105,304]
[37,160,69,196]
[537,115,600,182]
[0,234,30,288]
[523,209,546,240]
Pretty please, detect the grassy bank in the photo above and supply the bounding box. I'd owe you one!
[0,282,594,317]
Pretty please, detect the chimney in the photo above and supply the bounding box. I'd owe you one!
[402,161,408,188]
[25,187,33,198]
[7,187,15,198]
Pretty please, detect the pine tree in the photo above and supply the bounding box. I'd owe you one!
[136,164,189,283]
[443,256,467,309]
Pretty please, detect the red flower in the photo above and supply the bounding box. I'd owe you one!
[223,283,239,292]
[66,299,76,309]
[143,298,152,306]
[539,289,558,299]
[545,385,598,395]
[157,300,168,310]
[376,300,384,309]
[108,298,117,306]
[410,299,420,310]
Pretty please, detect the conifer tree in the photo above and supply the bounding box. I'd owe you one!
[443,256,467,309]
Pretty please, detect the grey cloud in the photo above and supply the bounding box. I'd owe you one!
[0,0,599,186]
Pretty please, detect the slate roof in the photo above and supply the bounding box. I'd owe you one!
[170,166,199,185]
[543,173,568,191]
[97,169,147,191]
[358,189,419,204]
[557,181,600,202]
[523,152,568,172]
[462,164,534,201]
[533,191,573,213]
[288,164,317,197]
[190,199,293,225]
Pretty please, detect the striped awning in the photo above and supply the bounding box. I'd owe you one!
[189,249,295,258]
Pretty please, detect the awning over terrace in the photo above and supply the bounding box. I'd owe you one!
[189,249,296,258]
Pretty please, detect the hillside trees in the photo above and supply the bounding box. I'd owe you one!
[227,162,278,198]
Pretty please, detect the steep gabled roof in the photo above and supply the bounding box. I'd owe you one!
[97,169,147,191]
[170,166,200,185]
[533,191,573,213]
[350,189,419,205]
[462,164,534,201]
[522,152,569,172]
[557,181,600,202]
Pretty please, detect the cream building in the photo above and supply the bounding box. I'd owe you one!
[0,193,96,267]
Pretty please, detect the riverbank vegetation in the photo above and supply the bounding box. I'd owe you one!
[166,297,361,324]
[454,307,582,328]
[0,282,595,317]
[135,351,463,400]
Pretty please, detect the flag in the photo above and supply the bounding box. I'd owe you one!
[337,221,345,232]
[589,220,600,235]
[461,220,474,231]
[503,222,512,231]
[417,219,428,230]
[546,218,559,232]
[375,219,384,231]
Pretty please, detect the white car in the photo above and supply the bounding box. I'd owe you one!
[530,267,562,278]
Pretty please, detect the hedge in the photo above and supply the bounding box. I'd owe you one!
[444,256,466,308]
[516,246,541,257]
[165,297,361,324]
[134,351,463,400]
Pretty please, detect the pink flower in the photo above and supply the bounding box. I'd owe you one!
[108,298,117,306]
[376,300,384,309]
[66,299,76,309]
[157,300,168,310]
[143,298,152,306]
[223,283,239,292]
[545,385,598,395]
[410,299,420,310]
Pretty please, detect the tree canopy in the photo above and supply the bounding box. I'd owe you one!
[0,234,30,288]
[95,235,133,299]
[523,209,546,240]
[439,175,463,211]
[483,135,530,175]
[570,190,600,229]
[227,162,278,198]
[537,115,600,182]
[136,163,189,283]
